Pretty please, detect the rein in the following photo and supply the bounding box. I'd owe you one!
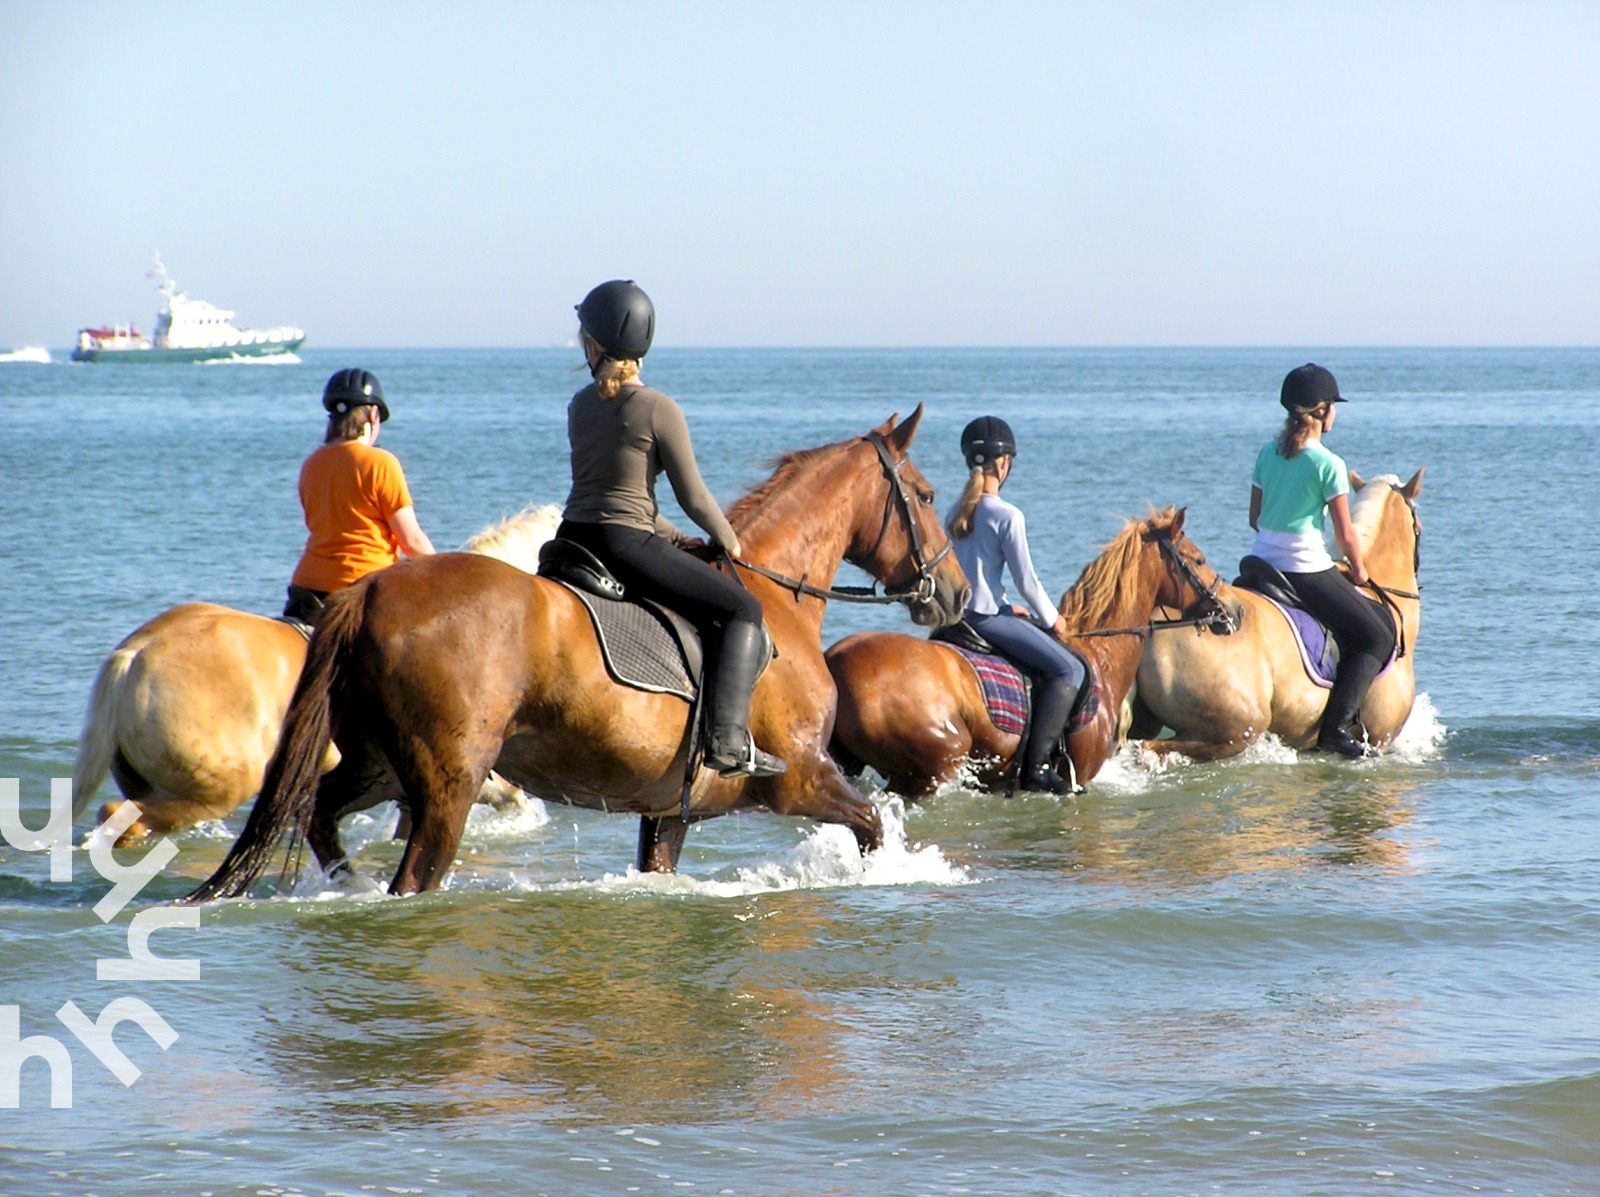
[725,431,951,608]
[1063,530,1237,640]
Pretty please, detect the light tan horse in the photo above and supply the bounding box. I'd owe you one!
[186,409,970,900]
[71,505,563,843]
[825,508,1223,797]
[1131,470,1423,760]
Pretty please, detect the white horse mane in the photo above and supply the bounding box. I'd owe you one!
[1350,473,1401,550]
[462,504,563,574]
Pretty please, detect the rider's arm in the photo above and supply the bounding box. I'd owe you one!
[999,508,1067,635]
[388,506,435,559]
[653,398,741,557]
[1327,494,1367,586]
[1249,486,1262,531]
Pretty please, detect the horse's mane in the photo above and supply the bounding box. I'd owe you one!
[1350,474,1400,552]
[462,503,563,574]
[1057,506,1180,634]
[725,442,852,530]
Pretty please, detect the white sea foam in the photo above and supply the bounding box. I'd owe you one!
[1389,691,1447,762]
[513,795,971,898]
[463,792,551,839]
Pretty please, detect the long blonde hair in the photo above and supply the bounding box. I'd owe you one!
[1276,404,1328,459]
[946,462,1001,539]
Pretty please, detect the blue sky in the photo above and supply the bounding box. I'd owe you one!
[2,2,1596,347]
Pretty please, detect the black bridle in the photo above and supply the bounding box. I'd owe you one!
[726,431,952,608]
[1355,486,1422,659]
[1070,527,1238,640]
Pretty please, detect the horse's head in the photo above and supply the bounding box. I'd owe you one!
[1350,467,1424,586]
[1144,507,1233,629]
[848,404,970,627]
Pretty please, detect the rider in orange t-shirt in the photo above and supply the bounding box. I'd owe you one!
[284,369,435,623]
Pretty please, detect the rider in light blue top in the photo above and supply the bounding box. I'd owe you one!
[947,416,1084,794]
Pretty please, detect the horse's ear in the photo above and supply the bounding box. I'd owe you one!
[1400,467,1425,500]
[884,403,925,456]
[1170,506,1186,534]
[1349,469,1366,491]
[872,413,900,437]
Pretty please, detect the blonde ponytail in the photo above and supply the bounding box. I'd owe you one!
[593,355,641,400]
[1276,404,1328,459]
[946,466,988,539]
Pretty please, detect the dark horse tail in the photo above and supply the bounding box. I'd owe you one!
[182,580,371,903]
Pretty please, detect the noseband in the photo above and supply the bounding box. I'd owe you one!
[727,431,952,609]
[1156,531,1238,635]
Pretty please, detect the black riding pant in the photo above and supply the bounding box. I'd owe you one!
[555,520,762,635]
[1284,566,1396,736]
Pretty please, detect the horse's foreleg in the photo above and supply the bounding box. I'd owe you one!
[637,815,688,873]
[764,756,884,856]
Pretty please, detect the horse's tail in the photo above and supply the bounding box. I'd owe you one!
[183,581,371,903]
[71,644,139,820]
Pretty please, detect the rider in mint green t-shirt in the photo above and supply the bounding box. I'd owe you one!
[1248,365,1395,759]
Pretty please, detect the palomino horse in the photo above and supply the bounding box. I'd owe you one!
[70,506,563,843]
[825,507,1227,798]
[186,408,970,901]
[1131,470,1424,760]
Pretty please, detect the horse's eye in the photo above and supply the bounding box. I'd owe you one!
[1196,555,1206,566]
[919,489,934,505]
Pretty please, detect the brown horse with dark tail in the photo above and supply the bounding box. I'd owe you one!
[825,507,1226,798]
[185,407,969,901]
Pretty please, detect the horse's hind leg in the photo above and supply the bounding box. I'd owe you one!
[637,815,688,873]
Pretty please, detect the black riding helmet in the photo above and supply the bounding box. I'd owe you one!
[576,280,655,361]
[1280,363,1347,412]
[960,415,1017,469]
[323,368,391,422]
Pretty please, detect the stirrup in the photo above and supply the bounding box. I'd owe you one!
[1316,728,1376,759]
[705,732,788,779]
[1019,763,1074,795]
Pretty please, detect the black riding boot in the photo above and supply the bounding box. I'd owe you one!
[1019,675,1078,794]
[1317,652,1385,758]
[702,620,787,779]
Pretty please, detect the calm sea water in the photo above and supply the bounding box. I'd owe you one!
[1,348,1597,1196]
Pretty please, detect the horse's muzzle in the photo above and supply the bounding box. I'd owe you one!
[909,579,970,628]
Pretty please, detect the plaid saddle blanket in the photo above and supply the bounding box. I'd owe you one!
[947,645,1103,738]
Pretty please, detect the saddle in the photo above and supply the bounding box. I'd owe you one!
[1232,555,1343,687]
[928,621,1102,740]
[535,538,773,702]
[537,539,703,700]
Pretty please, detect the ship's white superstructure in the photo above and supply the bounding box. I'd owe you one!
[73,256,305,362]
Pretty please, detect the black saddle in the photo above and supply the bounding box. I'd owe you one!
[1234,555,1303,609]
[537,538,626,601]
[930,619,1001,657]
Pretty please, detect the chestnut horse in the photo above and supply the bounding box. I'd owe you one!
[825,507,1226,798]
[1131,470,1423,760]
[186,408,969,900]
[70,506,562,843]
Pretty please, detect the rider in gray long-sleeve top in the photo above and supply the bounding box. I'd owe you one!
[555,280,786,780]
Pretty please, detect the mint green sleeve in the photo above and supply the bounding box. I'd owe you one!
[1251,443,1265,488]
[1320,451,1350,501]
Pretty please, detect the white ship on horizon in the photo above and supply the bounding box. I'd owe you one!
[72,255,305,363]
[0,345,51,364]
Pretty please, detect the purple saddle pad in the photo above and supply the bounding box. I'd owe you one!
[1263,597,1339,688]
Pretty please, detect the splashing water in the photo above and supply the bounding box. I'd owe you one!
[516,795,972,899]
[1389,690,1447,762]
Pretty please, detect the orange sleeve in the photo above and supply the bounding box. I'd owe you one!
[368,449,414,520]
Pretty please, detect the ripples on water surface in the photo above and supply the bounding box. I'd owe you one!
[2,349,1598,1195]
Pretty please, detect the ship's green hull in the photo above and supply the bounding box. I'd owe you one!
[70,337,305,363]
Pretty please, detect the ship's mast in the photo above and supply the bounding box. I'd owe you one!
[145,253,179,304]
